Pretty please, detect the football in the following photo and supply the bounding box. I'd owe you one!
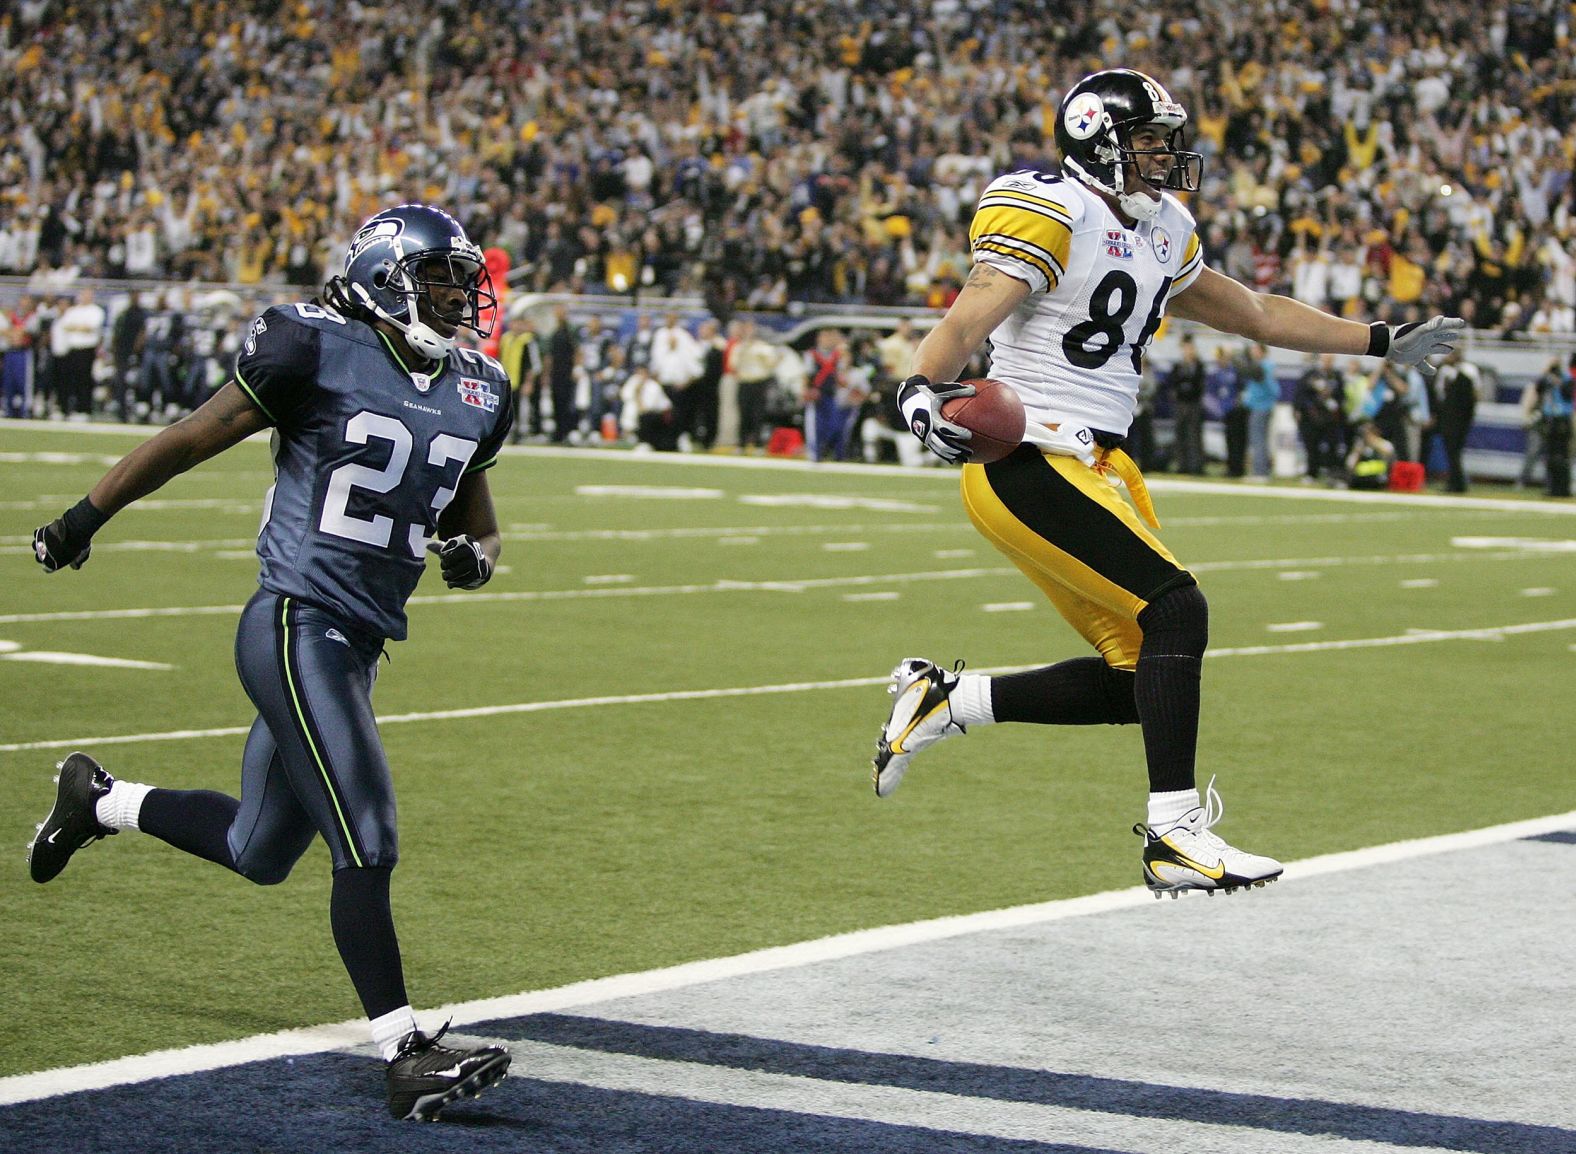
[940,378,1026,463]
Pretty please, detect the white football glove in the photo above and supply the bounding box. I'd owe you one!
[1372,317,1466,376]
[897,375,975,464]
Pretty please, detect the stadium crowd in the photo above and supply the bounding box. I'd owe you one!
[1,0,1574,330]
[1,0,1574,490]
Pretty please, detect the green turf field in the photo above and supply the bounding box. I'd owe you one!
[4,423,1572,1078]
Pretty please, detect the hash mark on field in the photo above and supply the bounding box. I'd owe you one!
[575,485,725,499]
[718,537,759,546]
[1521,587,1557,597]
[842,592,899,602]
[1265,621,1323,633]
[933,549,975,558]
[822,542,870,552]
[982,602,1035,613]
[583,574,635,585]
[1400,579,1439,588]
[1276,571,1321,581]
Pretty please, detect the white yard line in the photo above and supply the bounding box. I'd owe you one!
[3,617,1572,754]
[0,549,1551,627]
[2,804,1571,1107]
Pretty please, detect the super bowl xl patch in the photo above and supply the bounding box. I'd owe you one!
[458,377,499,412]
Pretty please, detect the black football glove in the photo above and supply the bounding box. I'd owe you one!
[33,497,108,573]
[897,374,975,464]
[426,534,493,589]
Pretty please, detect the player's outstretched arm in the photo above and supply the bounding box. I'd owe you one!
[428,470,501,590]
[32,382,270,573]
[1170,266,1464,373]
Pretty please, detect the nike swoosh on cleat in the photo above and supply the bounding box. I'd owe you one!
[45,830,61,844]
[1160,840,1226,880]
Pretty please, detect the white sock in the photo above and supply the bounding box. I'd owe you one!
[1147,788,1200,830]
[949,673,996,727]
[371,1005,420,1062]
[95,780,154,831]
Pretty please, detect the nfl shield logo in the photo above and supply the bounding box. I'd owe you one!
[411,372,433,394]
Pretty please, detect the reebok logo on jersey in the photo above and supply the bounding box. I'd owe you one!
[1104,231,1134,260]
[458,377,499,412]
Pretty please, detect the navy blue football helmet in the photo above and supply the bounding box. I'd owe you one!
[1055,69,1202,221]
[342,204,496,360]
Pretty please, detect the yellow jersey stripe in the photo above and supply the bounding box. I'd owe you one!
[974,232,1066,280]
[976,197,1077,232]
[969,205,1073,271]
[980,187,1075,222]
[973,238,1058,287]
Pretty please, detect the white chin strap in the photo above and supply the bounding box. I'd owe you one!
[1067,154,1162,222]
[353,284,456,360]
[1118,189,1162,221]
[399,320,455,361]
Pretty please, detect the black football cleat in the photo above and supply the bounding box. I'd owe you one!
[386,1022,511,1121]
[28,752,117,883]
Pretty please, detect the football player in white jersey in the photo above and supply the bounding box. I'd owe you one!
[875,68,1463,897]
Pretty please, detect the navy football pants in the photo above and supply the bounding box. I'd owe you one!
[229,591,397,879]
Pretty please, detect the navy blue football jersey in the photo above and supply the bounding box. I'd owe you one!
[234,303,512,640]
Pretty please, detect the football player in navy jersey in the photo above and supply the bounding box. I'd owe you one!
[28,205,514,1121]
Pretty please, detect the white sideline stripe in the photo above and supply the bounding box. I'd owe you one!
[3,617,1574,754]
[3,806,1573,1107]
[0,548,1548,627]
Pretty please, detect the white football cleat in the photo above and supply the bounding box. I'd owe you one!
[1135,777,1283,898]
[872,658,966,797]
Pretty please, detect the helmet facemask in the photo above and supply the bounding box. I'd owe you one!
[378,251,497,361]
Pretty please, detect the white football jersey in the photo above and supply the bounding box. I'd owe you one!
[969,171,1204,435]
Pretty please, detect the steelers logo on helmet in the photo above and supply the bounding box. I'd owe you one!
[1064,92,1107,141]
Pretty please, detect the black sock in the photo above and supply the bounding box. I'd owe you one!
[138,788,240,870]
[990,657,1139,725]
[331,866,409,1021]
[1134,584,1209,794]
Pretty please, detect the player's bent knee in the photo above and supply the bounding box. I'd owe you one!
[1137,581,1208,658]
[234,856,294,886]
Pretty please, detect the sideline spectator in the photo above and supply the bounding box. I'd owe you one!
[1345,421,1397,490]
[1240,343,1279,482]
[1543,356,1575,498]
[1165,334,1206,475]
[52,289,105,418]
[1,296,35,418]
[110,291,147,422]
[498,312,542,445]
[1434,345,1481,493]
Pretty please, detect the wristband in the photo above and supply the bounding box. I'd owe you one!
[1365,322,1390,358]
[63,495,109,540]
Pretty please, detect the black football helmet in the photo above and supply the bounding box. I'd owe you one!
[340,204,496,360]
[1055,69,1202,221]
